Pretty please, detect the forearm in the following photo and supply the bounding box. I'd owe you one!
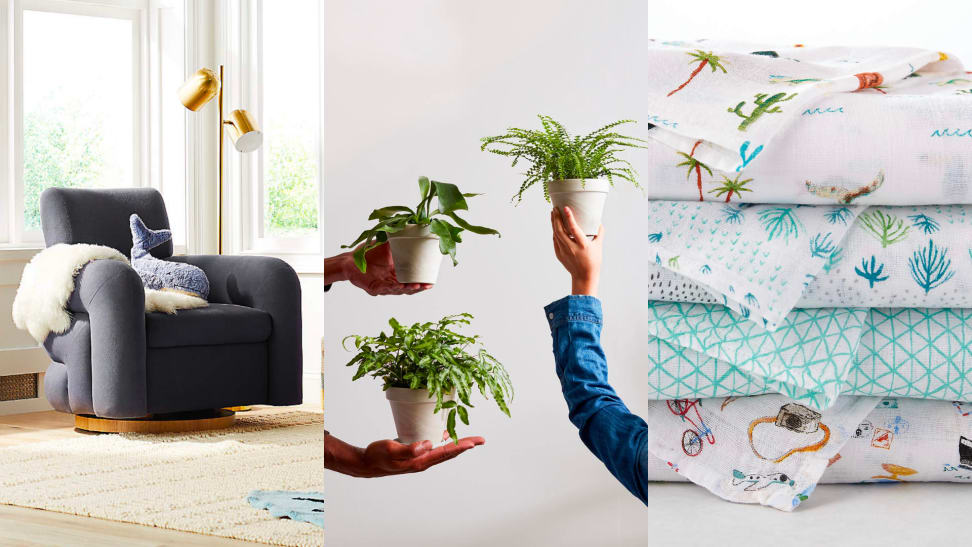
[323,433,368,477]
[545,295,651,503]
[323,253,351,285]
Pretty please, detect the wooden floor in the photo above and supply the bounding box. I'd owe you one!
[0,405,321,546]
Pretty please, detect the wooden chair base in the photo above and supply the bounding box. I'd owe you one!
[75,409,236,433]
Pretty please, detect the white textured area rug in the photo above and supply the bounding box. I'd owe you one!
[0,410,323,546]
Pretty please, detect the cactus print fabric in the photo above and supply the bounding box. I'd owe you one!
[635,397,972,511]
[642,40,962,173]
[645,66,972,205]
[640,303,972,408]
[643,204,972,312]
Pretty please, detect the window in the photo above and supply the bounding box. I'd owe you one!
[21,9,134,233]
[1,0,186,247]
[238,0,322,262]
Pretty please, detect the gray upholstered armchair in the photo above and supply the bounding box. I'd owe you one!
[39,187,302,423]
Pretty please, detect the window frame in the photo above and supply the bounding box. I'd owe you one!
[231,0,323,272]
[9,0,147,245]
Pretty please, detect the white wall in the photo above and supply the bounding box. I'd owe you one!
[322,1,972,544]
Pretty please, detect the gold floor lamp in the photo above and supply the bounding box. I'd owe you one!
[179,66,262,413]
[178,65,263,255]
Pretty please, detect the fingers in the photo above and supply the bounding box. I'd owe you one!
[592,224,605,243]
[561,206,587,246]
[551,208,575,249]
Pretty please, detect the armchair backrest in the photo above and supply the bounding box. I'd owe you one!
[40,187,173,258]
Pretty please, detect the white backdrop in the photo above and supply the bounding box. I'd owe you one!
[322,1,972,545]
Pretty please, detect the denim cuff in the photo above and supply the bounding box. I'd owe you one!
[544,295,603,331]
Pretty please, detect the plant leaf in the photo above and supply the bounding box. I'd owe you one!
[445,212,500,236]
[431,180,468,213]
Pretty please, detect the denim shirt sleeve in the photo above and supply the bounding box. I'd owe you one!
[544,295,651,505]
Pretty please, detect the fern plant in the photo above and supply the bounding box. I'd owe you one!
[342,176,499,273]
[343,313,513,443]
[480,115,647,203]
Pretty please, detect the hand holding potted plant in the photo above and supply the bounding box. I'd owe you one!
[481,115,647,236]
[343,313,513,444]
[342,176,499,284]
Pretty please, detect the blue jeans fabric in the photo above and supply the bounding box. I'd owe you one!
[544,295,652,504]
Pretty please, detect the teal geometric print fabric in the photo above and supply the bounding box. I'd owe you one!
[642,302,972,409]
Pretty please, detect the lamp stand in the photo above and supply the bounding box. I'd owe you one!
[218,64,224,255]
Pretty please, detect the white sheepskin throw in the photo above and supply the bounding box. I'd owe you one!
[12,243,207,344]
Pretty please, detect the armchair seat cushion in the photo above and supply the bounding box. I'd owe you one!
[146,303,272,348]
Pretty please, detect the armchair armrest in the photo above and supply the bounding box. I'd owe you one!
[64,259,148,418]
[167,255,303,405]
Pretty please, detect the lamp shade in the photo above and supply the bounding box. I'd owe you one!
[224,109,263,152]
[178,68,220,111]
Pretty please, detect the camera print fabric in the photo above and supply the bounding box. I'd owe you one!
[637,394,880,511]
[638,303,972,409]
[636,399,972,495]
[639,40,963,174]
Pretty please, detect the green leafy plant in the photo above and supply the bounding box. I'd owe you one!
[480,115,647,204]
[343,313,513,443]
[342,176,499,273]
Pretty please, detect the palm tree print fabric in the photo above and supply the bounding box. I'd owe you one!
[635,397,971,511]
[642,40,961,173]
[639,303,972,408]
[644,69,972,205]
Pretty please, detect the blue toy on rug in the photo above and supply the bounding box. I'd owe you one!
[248,490,324,529]
[129,214,210,299]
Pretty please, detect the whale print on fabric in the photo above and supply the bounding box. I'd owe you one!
[805,171,885,204]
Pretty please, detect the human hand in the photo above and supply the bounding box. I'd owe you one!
[351,433,485,478]
[340,243,433,296]
[551,206,603,297]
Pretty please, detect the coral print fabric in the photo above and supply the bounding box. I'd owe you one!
[643,204,972,311]
[641,40,963,174]
[638,394,880,511]
[640,303,972,408]
[636,399,972,497]
[640,200,865,330]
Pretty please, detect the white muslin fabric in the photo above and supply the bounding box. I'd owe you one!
[643,204,972,313]
[638,399,972,490]
[640,40,962,173]
[644,67,972,205]
[639,395,880,511]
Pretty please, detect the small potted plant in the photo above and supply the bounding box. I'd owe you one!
[480,115,646,236]
[343,313,513,444]
[342,176,499,284]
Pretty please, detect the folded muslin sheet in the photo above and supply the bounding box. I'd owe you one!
[636,398,972,507]
[640,41,964,174]
[641,302,972,409]
[644,69,972,205]
[641,201,972,329]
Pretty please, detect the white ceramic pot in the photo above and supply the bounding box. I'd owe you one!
[385,387,454,445]
[548,178,610,238]
[386,224,443,284]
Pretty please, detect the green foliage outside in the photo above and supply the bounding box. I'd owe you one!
[22,100,105,230]
[343,313,513,443]
[264,132,319,236]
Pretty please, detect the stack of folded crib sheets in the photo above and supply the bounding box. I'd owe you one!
[631,41,972,511]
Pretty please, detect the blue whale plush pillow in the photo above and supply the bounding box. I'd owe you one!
[129,214,210,300]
